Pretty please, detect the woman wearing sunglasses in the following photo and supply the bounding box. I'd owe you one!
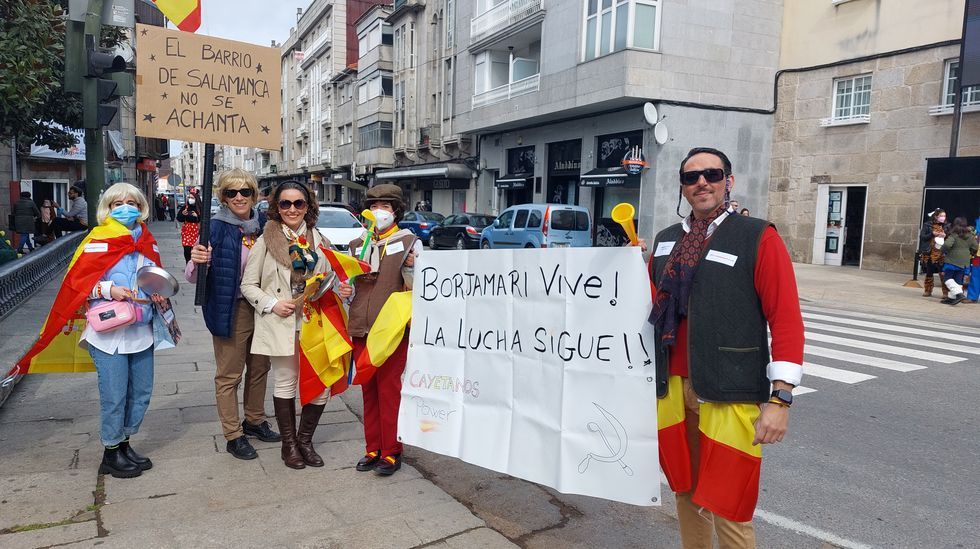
[241,181,335,469]
[186,169,281,461]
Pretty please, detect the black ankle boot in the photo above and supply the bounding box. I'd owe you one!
[99,446,142,478]
[119,439,152,471]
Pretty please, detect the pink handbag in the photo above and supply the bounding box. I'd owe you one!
[86,300,143,332]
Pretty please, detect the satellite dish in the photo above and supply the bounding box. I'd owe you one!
[643,102,659,126]
[654,123,669,145]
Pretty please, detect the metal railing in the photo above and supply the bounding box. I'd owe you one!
[0,231,85,322]
[471,0,544,42]
[472,73,540,108]
[0,231,86,408]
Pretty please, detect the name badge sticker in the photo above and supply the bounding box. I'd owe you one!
[705,250,738,267]
[385,241,405,255]
[84,243,109,253]
[654,241,675,257]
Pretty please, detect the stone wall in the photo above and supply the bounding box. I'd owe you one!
[768,44,980,273]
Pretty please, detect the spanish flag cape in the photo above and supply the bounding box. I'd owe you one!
[152,0,202,33]
[657,375,763,523]
[297,274,353,405]
[16,219,161,374]
[349,291,413,385]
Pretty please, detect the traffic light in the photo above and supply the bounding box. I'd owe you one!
[82,34,126,129]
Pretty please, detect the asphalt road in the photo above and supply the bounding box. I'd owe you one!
[388,248,980,548]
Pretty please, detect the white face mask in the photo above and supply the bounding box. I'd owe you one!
[188,198,196,205]
[372,209,395,231]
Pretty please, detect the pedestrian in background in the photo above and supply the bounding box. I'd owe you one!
[241,181,333,469]
[186,169,280,461]
[340,184,421,476]
[13,191,40,253]
[154,194,166,221]
[740,208,750,217]
[918,209,948,299]
[19,183,167,479]
[940,216,977,305]
[176,194,201,263]
[49,184,88,238]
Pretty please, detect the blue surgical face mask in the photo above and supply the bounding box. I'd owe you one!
[110,204,141,227]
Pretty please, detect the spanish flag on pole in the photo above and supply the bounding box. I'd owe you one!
[153,0,202,33]
[658,374,762,523]
[297,281,353,405]
[320,246,371,283]
[15,219,162,374]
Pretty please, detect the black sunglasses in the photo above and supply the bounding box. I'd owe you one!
[278,199,308,210]
[222,188,254,198]
[680,168,728,185]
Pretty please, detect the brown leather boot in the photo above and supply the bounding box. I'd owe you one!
[297,403,326,467]
[273,397,305,469]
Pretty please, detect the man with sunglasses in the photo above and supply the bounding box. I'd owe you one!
[646,147,804,548]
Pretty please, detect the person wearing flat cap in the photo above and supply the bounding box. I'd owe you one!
[337,183,420,476]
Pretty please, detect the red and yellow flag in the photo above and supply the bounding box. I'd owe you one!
[658,374,762,523]
[351,291,412,385]
[320,245,371,283]
[153,0,202,33]
[16,219,162,374]
[297,277,353,405]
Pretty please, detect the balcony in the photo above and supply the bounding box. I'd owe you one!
[300,31,332,70]
[418,125,441,149]
[295,122,309,140]
[471,0,544,44]
[320,109,332,125]
[297,156,309,168]
[819,113,870,127]
[322,149,332,166]
[472,73,540,108]
[298,87,309,103]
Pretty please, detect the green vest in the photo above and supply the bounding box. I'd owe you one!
[651,214,772,403]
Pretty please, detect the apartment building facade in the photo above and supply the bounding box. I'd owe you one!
[453,0,783,245]
[769,0,978,273]
[375,0,478,215]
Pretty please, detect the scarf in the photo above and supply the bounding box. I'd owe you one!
[17,219,162,372]
[263,220,317,295]
[651,205,728,348]
[365,225,409,273]
[213,205,261,239]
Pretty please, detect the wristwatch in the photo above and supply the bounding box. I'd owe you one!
[769,389,793,407]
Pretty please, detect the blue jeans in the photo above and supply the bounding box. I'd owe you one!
[17,232,34,252]
[89,345,154,446]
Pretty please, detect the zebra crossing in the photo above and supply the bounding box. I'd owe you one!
[788,305,977,397]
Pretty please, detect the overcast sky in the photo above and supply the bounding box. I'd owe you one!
[166,0,308,156]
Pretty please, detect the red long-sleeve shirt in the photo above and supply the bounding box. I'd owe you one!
[650,226,805,384]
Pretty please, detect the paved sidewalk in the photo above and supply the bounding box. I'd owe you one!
[1,222,964,548]
[0,222,512,548]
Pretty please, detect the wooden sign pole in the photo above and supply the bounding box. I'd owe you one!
[194,143,215,306]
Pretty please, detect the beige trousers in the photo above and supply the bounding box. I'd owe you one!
[212,299,272,441]
[675,378,757,549]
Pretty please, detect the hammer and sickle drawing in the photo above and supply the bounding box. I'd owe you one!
[577,402,633,476]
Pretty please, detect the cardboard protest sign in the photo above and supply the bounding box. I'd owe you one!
[134,23,281,149]
[398,248,661,506]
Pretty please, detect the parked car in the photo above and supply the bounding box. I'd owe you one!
[316,206,366,253]
[399,211,445,242]
[319,201,359,216]
[481,204,593,249]
[428,212,495,250]
[210,197,220,216]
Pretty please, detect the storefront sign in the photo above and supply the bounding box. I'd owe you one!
[621,146,648,176]
[135,23,282,149]
[29,124,85,161]
[597,131,643,169]
[507,146,535,175]
[548,140,582,176]
[419,178,470,191]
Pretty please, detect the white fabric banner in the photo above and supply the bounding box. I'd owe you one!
[29,124,85,161]
[398,247,661,506]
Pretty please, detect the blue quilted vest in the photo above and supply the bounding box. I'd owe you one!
[202,219,252,338]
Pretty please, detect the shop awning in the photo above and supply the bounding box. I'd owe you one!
[579,167,640,187]
[327,177,367,191]
[375,163,476,180]
[495,173,532,189]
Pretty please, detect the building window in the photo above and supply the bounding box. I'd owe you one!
[446,0,455,49]
[943,59,980,107]
[830,74,872,123]
[357,72,393,104]
[358,22,392,58]
[583,0,661,61]
[359,121,393,150]
[444,59,454,119]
